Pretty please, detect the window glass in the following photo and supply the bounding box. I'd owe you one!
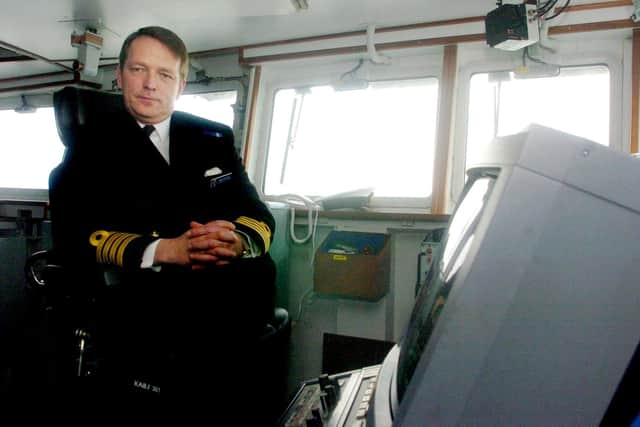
[467,65,609,167]
[264,78,439,204]
[175,91,237,127]
[0,107,63,190]
[0,91,237,193]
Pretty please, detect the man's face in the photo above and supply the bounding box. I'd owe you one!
[116,35,186,124]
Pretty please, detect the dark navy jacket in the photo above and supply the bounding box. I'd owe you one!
[50,102,274,272]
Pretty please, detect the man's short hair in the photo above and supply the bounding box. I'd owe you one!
[119,26,190,81]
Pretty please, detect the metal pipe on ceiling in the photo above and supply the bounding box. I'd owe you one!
[0,40,75,73]
[0,73,101,95]
[0,70,70,85]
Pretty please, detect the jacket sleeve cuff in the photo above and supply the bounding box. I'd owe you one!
[141,239,163,271]
[233,216,272,254]
[89,230,157,269]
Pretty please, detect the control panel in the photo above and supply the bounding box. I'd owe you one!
[278,365,380,427]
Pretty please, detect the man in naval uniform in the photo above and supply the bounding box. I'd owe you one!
[48,26,276,411]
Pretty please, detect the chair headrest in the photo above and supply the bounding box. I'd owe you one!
[53,86,125,149]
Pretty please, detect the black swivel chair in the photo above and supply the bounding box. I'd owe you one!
[24,86,291,419]
[16,88,131,392]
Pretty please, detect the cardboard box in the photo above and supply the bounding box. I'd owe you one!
[314,231,390,301]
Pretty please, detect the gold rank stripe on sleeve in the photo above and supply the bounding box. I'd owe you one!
[235,216,271,252]
[89,230,141,267]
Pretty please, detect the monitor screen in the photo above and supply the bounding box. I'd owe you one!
[396,172,496,400]
[369,124,640,426]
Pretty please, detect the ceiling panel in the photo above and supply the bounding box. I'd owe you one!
[0,0,608,85]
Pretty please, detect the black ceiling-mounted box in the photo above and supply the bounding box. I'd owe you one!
[485,2,539,51]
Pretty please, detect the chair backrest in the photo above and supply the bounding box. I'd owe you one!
[49,87,127,285]
[53,86,125,149]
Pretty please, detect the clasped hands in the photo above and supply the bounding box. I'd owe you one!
[155,220,246,269]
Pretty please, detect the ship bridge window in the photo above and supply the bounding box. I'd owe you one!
[0,91,237,198]
[466,65,610,167]
[175,90,237,127]
[264,77,439,210]
[0,107,63,192]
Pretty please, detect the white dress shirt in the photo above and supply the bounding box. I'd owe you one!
[143,117,171,164]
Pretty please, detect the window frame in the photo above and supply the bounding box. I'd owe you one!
[465,63,612,168]
[264,77,440,209]
[0,105,63,202]
[175,88,239,129]
[451,41,624,210]
[248,52,445,212]
[0,89,241,203]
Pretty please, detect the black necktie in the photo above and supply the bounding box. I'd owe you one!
[142,125,155,138]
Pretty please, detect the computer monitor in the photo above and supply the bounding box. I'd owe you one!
[368,124,640,426]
